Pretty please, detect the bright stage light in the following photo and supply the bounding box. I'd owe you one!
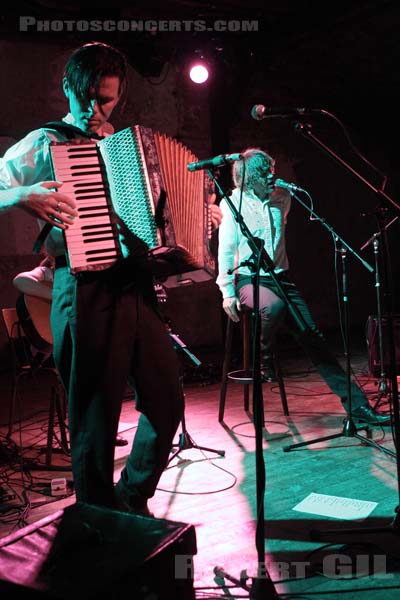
[189,63,209,84]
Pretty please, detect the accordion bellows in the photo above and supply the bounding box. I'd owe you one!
[49,125,215,280]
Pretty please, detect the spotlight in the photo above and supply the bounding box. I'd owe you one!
[189,61,209,84]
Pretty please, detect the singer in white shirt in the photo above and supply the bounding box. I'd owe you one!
[216,147,389,425]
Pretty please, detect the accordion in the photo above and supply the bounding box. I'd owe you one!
[49,126,215,281]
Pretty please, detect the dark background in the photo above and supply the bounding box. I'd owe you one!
[0,0,399,354]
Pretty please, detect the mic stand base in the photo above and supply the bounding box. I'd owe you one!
[166,332,226,463]
[372,377,391,411]
[169,386,225,464]
[283,416,396,458]
[250,575,280,599]
[214,565,280,600]
[169,424,225,463]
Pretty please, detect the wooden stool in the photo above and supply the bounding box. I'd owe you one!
[219,311,289,422]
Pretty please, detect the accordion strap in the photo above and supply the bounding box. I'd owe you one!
[32,222,53,253]
[43,121,104,140]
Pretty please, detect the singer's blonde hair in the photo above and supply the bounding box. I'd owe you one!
[232,148,275,191]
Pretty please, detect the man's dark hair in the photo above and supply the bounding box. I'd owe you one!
[64,42,128,105]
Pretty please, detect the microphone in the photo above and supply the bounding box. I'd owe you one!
[251,104,310,120]
[187,153,243,172]
[275,178,304,192]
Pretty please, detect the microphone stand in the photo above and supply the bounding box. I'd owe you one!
[293,118,400,213]
[281,190,395,456]
[368,232,391,409]
[168,330,226,462]
[361,214,399,410]
[287,117,400,539]
[209,169,314,599]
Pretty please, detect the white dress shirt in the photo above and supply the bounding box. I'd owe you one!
[216,186,291,299]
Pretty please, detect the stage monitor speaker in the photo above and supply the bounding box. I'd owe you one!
[366,314,400,376]
[0,502,196,600]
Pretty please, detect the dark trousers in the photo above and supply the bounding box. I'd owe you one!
[51,265,183,507]
[238,276,368,411]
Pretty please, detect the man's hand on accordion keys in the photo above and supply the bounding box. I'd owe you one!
[18,180,78,230]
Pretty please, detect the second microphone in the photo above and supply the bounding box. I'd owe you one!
[187,153,243,172]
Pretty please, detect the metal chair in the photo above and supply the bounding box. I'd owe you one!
[1,307,69,466]
[219,311,289,422]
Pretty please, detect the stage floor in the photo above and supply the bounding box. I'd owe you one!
[0,333,399,599]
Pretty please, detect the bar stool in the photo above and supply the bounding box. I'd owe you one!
[219,310,289,422]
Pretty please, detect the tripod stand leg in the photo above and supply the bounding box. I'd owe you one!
[177,425,225,455]
[170,427,225,462]
[283,418,395,456]
[283,431,352,452]
[169,382,225,463]
[283,415,371,451]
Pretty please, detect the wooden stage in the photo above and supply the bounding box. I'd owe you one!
[0,331,399,599]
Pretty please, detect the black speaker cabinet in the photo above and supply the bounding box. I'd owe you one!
[366,314,400,376]
[0,502,197,599]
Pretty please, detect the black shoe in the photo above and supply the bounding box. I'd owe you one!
[351,405,391,425]
[261,358,277,383]
[261,369,278,383]
[115,434,128,447]
[114,486,154,517]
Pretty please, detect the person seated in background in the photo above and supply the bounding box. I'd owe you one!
[216,147,390,425]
